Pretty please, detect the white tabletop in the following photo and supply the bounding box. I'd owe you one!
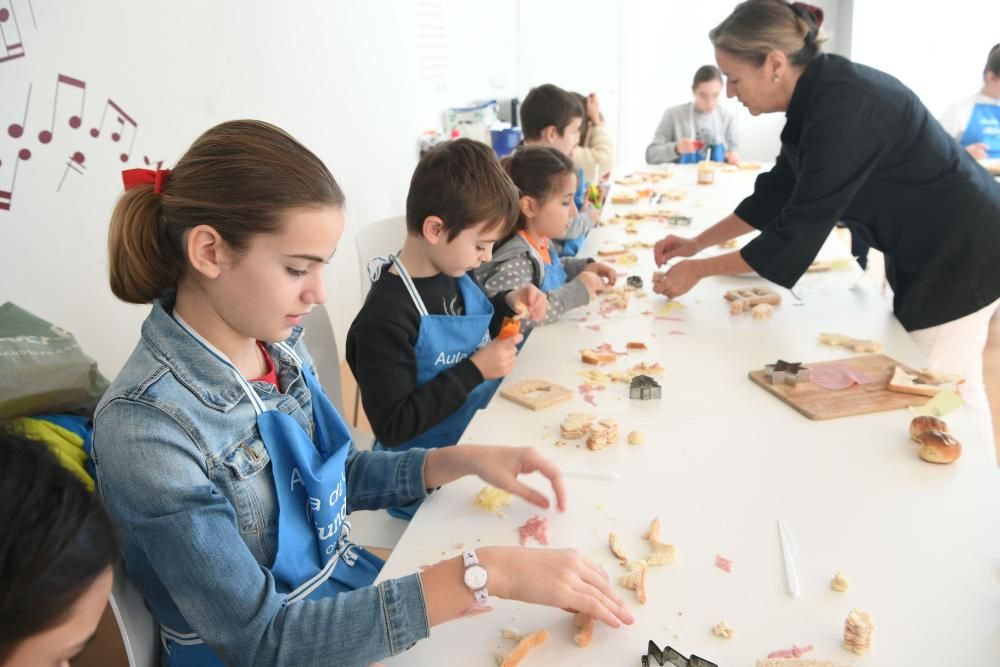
[377,164,1000,666]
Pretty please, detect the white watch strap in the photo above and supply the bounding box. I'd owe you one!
[462,550,488,602]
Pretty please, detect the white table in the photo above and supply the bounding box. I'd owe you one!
[378,164,1000,666]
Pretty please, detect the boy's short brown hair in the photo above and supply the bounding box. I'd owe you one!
[406,138,519,240]
[520,84,585,141]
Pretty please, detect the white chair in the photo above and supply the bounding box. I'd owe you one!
[109,561,158,667]
[354,215,407,297]
[300,303,408,551]
[300,304,373,451]
[351,216,407,426]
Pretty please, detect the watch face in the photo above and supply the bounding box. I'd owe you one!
[464,564,488,590]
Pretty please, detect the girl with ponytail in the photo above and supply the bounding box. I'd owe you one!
[96,120,632,667]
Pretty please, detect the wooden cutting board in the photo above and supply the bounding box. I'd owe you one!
[748,354,928,420]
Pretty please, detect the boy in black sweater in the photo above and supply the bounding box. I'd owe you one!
[346,140,548,518]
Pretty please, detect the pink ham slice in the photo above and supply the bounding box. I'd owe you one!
[809,364,857,390]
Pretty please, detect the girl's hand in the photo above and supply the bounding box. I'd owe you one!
[506,284,548,321]
[676,137,698,154]
[576,271,606,298]
[586,93,603,126]
[966,143,989,160]
[584,262,618,287]
[481,546,635,629]
[469,446,566,512]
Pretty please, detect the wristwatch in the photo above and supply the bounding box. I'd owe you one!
[462,550,489,603]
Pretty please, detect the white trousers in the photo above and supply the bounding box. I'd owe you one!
[909,298,1000,452]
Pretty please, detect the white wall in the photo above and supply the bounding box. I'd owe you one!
[0,0,516,377]
[617,0,850,168]
[852,0,1000,119]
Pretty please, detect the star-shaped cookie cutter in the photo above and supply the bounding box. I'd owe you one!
[763,359,810,387]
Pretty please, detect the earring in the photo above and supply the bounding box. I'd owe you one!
[772,74,780,83]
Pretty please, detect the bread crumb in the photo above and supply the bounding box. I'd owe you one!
[628,430,644,445]
[712,621,736,639]
[475,486,513,516]
[830,571,849,592]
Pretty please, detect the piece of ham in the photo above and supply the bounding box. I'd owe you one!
[809,364,857,390]
[714,554,733,573]
[518,516,549,546]
[766,644,814,659]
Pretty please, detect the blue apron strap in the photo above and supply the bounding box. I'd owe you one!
[173,313,265,415]
[389,255,429,316]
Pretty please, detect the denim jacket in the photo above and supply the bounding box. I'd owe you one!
[93,293,432,666]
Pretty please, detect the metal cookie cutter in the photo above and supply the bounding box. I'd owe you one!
[630,374,662,400]
[641,641,718,667]
[763,359,810,387]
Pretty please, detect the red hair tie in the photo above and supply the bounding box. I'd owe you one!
[122,168,171,194]
[791,1,824,28]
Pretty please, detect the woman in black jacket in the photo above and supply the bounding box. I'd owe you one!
[653,0,1000,445]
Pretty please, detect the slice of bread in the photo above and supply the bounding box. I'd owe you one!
[887,366,961,397]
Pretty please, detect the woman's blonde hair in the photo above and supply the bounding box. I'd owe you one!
[108,119,344,304]
[709,0,828,67]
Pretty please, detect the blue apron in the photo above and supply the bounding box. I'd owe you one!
[540,242,568,292]
[679,104,725,163]
[959,102,1000,158]
[372,256,500,519]
[558,167,590,258]
[160,315,383,666]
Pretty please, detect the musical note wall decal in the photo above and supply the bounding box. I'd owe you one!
[7,83,31,138]
[56,150,85,192]
[0,0,26,63]
[0,147,31,211]
[38,74,87,144]
[90,99,138,162]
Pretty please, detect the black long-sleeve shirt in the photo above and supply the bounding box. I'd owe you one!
[736,54,1000,331]
[346,270,514,447]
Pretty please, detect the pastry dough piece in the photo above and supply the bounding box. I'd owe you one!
[608,531,629,563]
[618,560,648,604]
[573,613,595,647]
[501,629,550,666]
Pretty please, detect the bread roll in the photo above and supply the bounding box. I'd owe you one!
[909,415,948,442]
[916,430,962,464]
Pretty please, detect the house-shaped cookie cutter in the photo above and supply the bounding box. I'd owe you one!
[630,374,662,400]
[641,640,717,667]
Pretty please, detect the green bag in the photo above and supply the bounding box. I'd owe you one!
[0,302,109,418]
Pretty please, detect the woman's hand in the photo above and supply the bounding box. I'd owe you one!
[584,261,618,287]
[651,260,703,299]
[481,546,635,629]
[654,234,702,266]
[725,151,740,165]
[506,284,548,321]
